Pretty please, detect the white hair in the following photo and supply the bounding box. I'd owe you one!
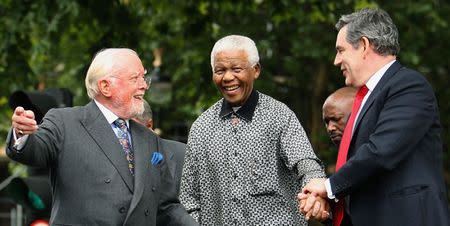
[85,48,138,99]
[210,35,259,70]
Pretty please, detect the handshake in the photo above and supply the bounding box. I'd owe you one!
[297,178,330,222]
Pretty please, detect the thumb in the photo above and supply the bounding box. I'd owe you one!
[302,187,311,194]
[14,107,25,116]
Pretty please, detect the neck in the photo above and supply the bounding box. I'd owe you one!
[95,96,129,119]
[361,54,396,84]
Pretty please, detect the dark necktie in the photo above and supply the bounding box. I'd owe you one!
[114,118,135,175]
[333,85,369,226]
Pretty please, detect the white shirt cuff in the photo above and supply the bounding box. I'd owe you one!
[13,129,29,150]
[325,178,338,202]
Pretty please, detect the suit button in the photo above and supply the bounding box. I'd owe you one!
[152,187,156,192]
[119,207,126,213]
[145,209,149,216]
[104,178,111,183]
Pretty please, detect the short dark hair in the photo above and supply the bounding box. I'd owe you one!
[335,8,400,56]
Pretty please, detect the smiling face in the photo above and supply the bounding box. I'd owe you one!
[97,50,147,119]
[334,26,367,87]
[212,49,260,106]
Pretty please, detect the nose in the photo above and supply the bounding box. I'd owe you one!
[327,121,337,134]
[222,69,235,82]
[334,54,341,66]
[138,77,149,90]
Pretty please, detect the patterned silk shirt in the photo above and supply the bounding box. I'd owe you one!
[180,90,326,225]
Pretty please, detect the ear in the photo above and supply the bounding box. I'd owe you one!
[146,119,154,130]
[98,79,113,97]
[253,63,261,79]
[361,36,371,56]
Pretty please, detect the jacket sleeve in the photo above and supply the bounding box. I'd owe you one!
[6,108,63,168]
[156,140,198,226]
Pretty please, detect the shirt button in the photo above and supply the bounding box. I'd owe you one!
[145,209,150,216]
[104,178,111,183]
[119,207,126,213]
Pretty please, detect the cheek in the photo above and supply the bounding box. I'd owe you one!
[212,77,221,86]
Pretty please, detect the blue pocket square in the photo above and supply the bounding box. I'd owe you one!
[151,152,163,165]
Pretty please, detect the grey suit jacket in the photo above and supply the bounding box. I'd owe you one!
[6,101,196,226]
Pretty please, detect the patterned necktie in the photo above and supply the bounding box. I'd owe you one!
[114,118,135,175]
[333,85,369,226]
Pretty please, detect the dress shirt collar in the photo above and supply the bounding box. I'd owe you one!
[94,99,129,127]
[365,60,396,91]
[219,89,259,121]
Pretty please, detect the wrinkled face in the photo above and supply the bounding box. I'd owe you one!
[108,55,147,119]
[323,100,352,145]
[334,26,365,87]
[212,50,260,106]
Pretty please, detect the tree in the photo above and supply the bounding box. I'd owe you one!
[1,0,449,201]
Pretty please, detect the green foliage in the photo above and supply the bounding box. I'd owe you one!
[1,0,449,196]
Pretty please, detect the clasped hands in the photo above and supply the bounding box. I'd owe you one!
[297,178,330,222]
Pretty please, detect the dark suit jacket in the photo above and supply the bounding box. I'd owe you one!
[329,61,450,226]
[6,101,196,226]
[156,139,196,226]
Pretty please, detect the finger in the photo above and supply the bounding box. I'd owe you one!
[298,199,305,213]
[12,119,38,136]
[14,107,25,116]
[299,199,306,212]
[317,197,327,213]
[312,201,321,217]
[303,194,316,213]
[23,110,35,120]
[322,211,330,220]
[12,119,38,130]
[298,192,308,200]
[12,111,37,127]
[305,208,312,221]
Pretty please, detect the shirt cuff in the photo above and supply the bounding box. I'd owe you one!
[325,178,338,202]
[12,129,29,150]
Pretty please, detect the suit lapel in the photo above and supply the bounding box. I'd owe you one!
[125,122,160,220]
[80,101,134,192]
[353,61,403,131]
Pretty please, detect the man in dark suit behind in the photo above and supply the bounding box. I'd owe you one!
[6,48,196,225]
[299,8,449,226]
[132,100,189,225]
